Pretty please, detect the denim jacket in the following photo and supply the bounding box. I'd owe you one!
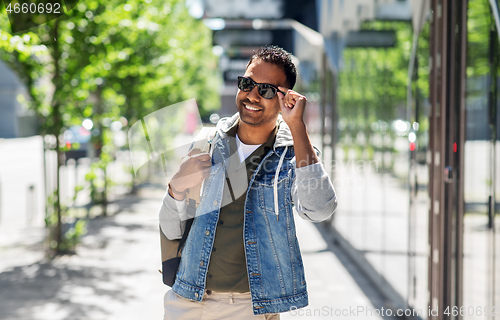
[159,113,337,315]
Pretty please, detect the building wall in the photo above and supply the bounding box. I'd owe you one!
[0,60,38,139]
[0,135,45,229]
[0,60,22,139]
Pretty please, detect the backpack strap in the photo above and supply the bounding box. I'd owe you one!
[185,127,217,217]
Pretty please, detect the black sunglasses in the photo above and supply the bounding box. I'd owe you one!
[237,76,286,100]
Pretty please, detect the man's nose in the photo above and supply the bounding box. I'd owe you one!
[246,86,261,102]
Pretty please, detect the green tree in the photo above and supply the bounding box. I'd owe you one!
[0,0,220,254]
[59,0,219,213]
[338,21,414,169]
[467,0,496,78]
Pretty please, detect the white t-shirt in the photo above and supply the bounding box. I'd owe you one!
[171,134,262,211]
[236,134,261,163]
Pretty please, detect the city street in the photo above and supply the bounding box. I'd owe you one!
[0,185,391,320]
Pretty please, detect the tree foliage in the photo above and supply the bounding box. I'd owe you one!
[339,21,414,125]
[0,0,220,253]
[467,0,496,78]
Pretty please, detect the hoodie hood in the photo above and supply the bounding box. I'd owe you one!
[215,113,294,150]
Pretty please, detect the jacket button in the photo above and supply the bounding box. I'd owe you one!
[219,220,224,225]
[214,200,218,206]
[195,292,199,298]
[205,230,210,235]
[200,261,204,266]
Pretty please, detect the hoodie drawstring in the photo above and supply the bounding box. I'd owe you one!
[274,146,288,221]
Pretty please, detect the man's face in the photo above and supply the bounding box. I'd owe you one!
[236,59,288,127]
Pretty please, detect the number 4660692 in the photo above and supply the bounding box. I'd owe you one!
[6,2,61,14]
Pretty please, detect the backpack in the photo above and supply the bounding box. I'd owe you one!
[160,127,217,286]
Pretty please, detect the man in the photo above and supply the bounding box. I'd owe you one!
[159,46,337,320]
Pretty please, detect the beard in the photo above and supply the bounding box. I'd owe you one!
[236,99,280,127]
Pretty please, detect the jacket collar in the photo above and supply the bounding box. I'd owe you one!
[215,113,294,150]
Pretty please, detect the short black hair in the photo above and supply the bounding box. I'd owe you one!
[246,45,297,89]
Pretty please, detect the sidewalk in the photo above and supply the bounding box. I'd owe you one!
[0,187,166,320]
[283,218,393,320]
[0,186,392,320]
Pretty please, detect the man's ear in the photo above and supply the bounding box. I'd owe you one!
[313,146,321,157]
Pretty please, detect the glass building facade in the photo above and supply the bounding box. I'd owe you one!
[319,1,500,319]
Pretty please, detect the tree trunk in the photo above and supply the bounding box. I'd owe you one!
[50,19,64,254]
[94,88,108,216]
[103,166,107,216]
[55,138,63,253]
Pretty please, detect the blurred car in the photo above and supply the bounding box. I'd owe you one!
[64,126,91,161]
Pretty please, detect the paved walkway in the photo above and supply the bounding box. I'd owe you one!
[0,186,391,320]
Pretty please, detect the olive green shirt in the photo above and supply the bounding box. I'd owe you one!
[205,123,277,293]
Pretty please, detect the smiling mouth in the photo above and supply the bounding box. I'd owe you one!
[244,104,262,111]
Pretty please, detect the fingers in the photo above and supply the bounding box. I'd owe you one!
[174,148,213,190]
[188,153,211,171]
[191,152,211,162]
[188,148,211,158]
[193,153,212,171]
[180,150,212,173]
[199,160,212,169]
[278,87,306,109]
[286,96,297,108]
[277,89,293,109]
[187,148,211,161]
[277,91,286,110]
[175,160,211,183]
[278,86,289,95]
[181,150,211,165]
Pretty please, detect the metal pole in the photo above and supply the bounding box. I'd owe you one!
[27,185,34,225]
[487,15,499,317]
[406,2,429,311]
[455,0,468,314]
[428,1,468,318]
[330,68,338,182]
[320,52,327,164]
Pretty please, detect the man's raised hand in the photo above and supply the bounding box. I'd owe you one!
[277,87,307,128]
[169,148,212,200]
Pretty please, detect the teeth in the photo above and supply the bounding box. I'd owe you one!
[245,104,260,111]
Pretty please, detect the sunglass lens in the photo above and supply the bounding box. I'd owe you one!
[258,84,277,99]
[238,77,278,99]
[238,77,254,92]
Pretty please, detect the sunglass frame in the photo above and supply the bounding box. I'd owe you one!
[237,76,286,99]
